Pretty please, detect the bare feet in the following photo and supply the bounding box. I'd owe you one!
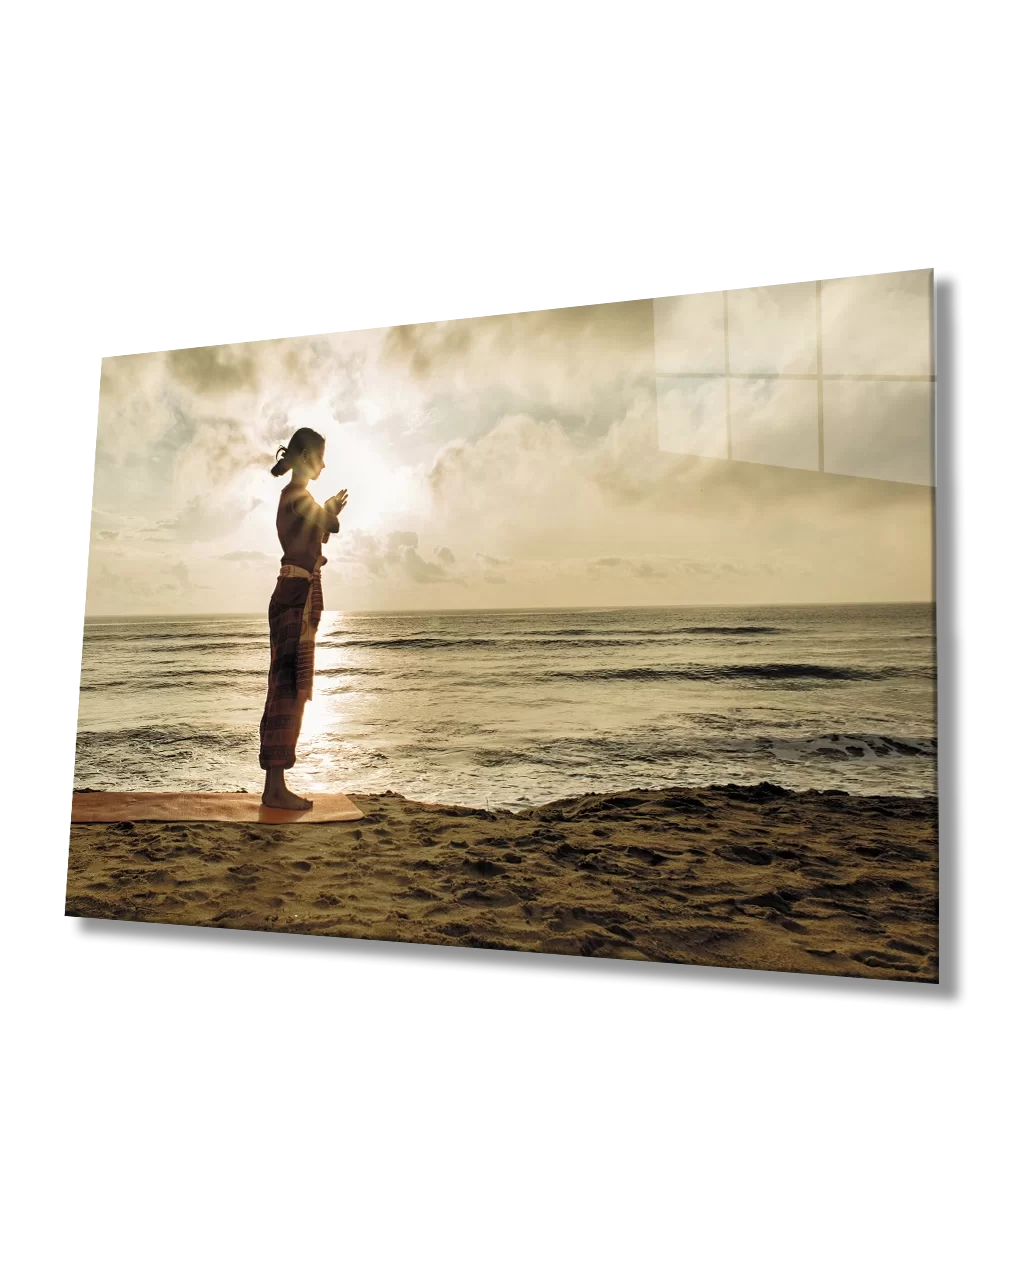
[261,786,314,810]
[261,768,314,810]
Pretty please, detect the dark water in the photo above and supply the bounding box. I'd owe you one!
[75,603,937,809]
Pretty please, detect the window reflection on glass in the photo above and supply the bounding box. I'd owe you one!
[654,269,934,486]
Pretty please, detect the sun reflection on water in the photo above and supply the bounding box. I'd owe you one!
[301,677,337,743]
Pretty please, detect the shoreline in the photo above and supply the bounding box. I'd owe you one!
[67,781,939,982]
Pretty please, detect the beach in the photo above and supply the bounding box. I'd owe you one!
[66,782,938,982]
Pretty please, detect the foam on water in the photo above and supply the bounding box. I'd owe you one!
[75,602,937,809]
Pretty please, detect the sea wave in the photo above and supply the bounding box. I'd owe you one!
[167,641,265,652]
[765,733,937,760]
[518,624,784,637]
[317,637,499,650]
[464,730,937,770]
[76,724,254,749]
[542,663,925,682]
[79,668,266,692]
[83,631,264,645]
[678,626,783,635]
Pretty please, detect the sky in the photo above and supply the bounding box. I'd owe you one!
[84,269,935,615]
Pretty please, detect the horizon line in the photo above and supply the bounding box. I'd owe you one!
[83,598,936,621]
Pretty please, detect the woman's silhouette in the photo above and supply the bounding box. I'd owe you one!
[259,428,347,809]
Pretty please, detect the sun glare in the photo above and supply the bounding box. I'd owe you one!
[229,404,424,573]
[301,675,337,742]
[290,402,421,531]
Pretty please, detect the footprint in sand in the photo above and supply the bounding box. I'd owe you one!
[623,846,667,867]
[212,909,252,924]
[227,863,262,880]
[509,883,538,901]
[463,857,504,877]
[457,888,494,905]
[720,844,774,866]
[851,949,921,973]
[886,939,931,956]
[773,916,810,934]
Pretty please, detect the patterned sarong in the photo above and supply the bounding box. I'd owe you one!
[258,557,325,770]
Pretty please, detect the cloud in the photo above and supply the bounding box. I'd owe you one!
[171,413,267,490]
[87,273,935,613]
[384,299,654,384]
[94,354,186,473]
[91,561,154,599]
[331,527,459,586]
[400,547,454,584]
[586,558,668,580]
[423,394,933,577]
[387,530,419,555]
[379,299,658,456]
[427,413,582,510]
[334,528,388,578]
[161,496,262,542]
[165,345,259,395]
[263,334,375,408]
[584,555,764,582]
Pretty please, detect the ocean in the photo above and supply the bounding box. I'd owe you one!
[74,603,937,810]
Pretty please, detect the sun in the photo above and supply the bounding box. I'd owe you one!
[289,403,422,532]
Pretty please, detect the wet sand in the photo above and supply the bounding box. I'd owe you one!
[66,783,939,982]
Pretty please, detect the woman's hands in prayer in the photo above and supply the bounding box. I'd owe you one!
[324,489,348,518]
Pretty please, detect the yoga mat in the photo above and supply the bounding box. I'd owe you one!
[70,792,364,825]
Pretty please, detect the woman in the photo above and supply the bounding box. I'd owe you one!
[259,427,348,809]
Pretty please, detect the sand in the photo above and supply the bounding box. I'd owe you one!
[65,782,939,982]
